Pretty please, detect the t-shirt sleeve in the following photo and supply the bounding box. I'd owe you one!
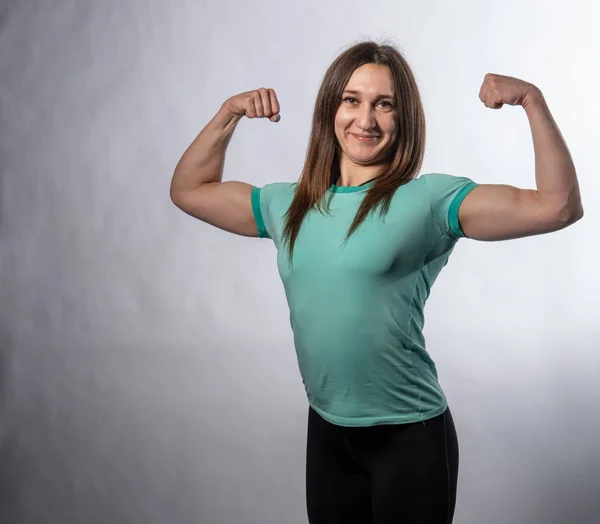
[423,173,479,239]
[250,182,292,240]
[251,186,270,239]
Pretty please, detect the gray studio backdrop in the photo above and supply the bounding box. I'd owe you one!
[1,1,599,523]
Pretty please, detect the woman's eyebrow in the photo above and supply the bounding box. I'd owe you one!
[342,90,395,100]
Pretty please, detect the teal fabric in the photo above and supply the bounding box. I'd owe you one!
[251,186,269,238]
[251,173,478,427]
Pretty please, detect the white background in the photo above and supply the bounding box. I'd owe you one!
[1,1,599,522]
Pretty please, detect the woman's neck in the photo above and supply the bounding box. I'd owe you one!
[336,160,382,187]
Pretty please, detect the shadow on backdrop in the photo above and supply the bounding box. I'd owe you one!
[0,326,20,524]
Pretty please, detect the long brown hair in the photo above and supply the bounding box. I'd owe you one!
[282,40,426,261]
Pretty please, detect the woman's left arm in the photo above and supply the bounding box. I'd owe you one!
[459,74,584,242]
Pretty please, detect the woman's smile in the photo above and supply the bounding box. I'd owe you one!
[351,133,379,142]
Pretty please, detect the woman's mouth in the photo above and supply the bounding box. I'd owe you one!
[351,134,379,142]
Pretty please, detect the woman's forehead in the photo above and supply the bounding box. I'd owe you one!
[344,64,394,96]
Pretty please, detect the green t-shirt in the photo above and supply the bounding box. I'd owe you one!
[251,173,478,427]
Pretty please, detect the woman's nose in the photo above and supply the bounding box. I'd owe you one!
[356,106,376,129]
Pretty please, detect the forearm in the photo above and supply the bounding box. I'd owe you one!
[523,89,583,217]
[170,105,242,196]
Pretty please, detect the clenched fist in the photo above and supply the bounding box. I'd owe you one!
[223,88,281,122]
[479,73,540,109]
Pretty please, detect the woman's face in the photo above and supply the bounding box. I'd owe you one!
[334,63,398,167]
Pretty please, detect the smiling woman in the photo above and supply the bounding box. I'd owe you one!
[334,64,399,179]
[280,43,428,260]
[170,39,583,524]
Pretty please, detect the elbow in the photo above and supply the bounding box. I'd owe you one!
[568,199,584,222]
[170,184,184,210]
[541,185,584,226]
[169,183,178,204]
[169,173,183,207]
[561,203,584,226]
[170,189,184,210]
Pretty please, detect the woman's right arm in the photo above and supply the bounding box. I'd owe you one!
[170,88,280,237]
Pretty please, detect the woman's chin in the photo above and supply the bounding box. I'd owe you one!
[341,146,388,167]
[352,153,383,166]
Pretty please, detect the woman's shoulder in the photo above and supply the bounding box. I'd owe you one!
[416,172,455,184]
[260,181,297,191]
[255,181,298,207]
[416,172,475,187]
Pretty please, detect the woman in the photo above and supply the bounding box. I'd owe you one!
[170,41,583,524]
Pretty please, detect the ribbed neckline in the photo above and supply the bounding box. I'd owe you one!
[327,179,376,194]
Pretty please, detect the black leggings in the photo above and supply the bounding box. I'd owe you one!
[305,406,459,524]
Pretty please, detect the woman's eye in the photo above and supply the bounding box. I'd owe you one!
[342,97,393,108]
